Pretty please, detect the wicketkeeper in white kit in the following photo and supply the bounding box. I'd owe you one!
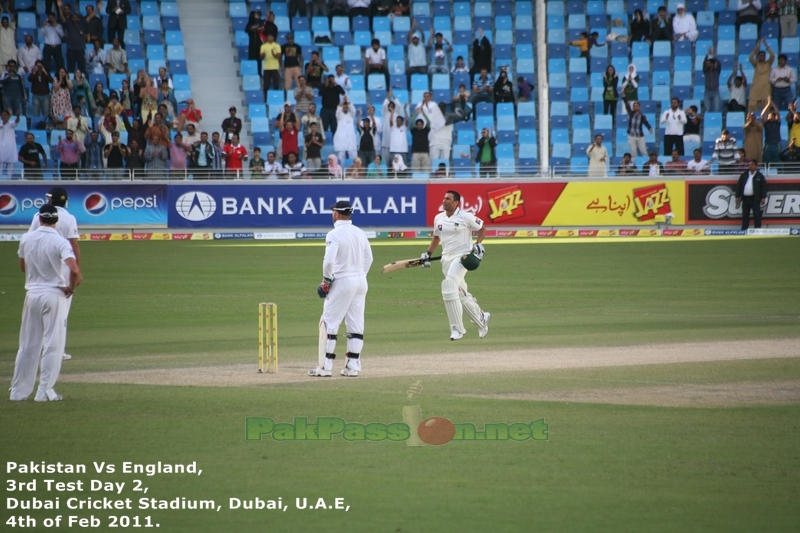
[422,190,490,340]
[309,201,373,377]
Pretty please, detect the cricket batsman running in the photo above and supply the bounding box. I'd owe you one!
[309,201,373,377]
[422,190,490,340]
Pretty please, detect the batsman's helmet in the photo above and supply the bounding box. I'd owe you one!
[46,186,68,207]
[460,253,481,271]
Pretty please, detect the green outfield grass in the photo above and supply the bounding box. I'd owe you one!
[1,238,799,532]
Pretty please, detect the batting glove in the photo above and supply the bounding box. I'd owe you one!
[317,277,333,298]
[472,243,485,260]
[420,251,431,268]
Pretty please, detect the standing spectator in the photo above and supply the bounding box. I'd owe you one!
[735,160,768,230]
[103,131,128,179]
[430,102,454,161]
[320,75,345,134]
[762,98,783,165]
[301,102,324,143]
[83,131,104,175]
[211,132,223,170]
[222,133,248,175]
[28,62,53,117]
[51,68,73,118]
[260,33,281,102]
[345,156,365,178]
[629,9,650,43]
[734,148,751,174]
[373,0,391,18]
[1,62,26,115]
[475,127,496,178]
[428,27,450,74]
[603,66,619,117]
[125,139,144,172]
[779,1,800,38]
[649,7,673,42]
[517,77,534,102]
[139,76,157,124]
[661,98,687,155]
[192,132,215,174]
[736,0,763,28]
[246,11,264,77]
[687,149,712,173]
[470,28,492,77]
[66,106,90,163]
[469,68,494,119]
[177,99,203,132]
[262,11,278,41]
[569,32,591,69]
[143,131,168,177]
[388,101,409,165]
[305,51,328,89]
[18,131,48,178]
[106,0,131,47]
[381,90,401,162]
[333,99,358,163]
[621,64,640,103]
[744,112,764,164]
[623,97,653,157]
[683,105,702,145]
[410,114,431,173]
[406,19,427,84]
[293,76,315,123]
[367,154,387,178]
[184,123,201,146]
[311,0,329,17]
[105,38,128,75]
[727,65,748,111]
[665,149,688,174]
[703,48,722,112]
[366,105,382,159]
[770,53,796,110]
[749,40,775,112]
[672,4,698,42]
[63,14,87,74]
[334,63,352,93]
[0,109,19,178]
[168,132,192,175]
[221,107,242,144]
[493,69,515,111]
[84,3,104,44]
[365,39,389,88]
[641,151,664,176]
[586,134,609,177]
[329,0,349,19]
[392,0,410,16]
[41,13,64,74]
[278,117,300,166]
[616,153,638,175]
[765,0,780,22]
[119,79,132,115]
[289,0,307,18]
[86,39,105,76]
[710,129,740,173]
[786,101,800,147]
[348,0,371,21]
[282,33,303,91]
[0,12,17,69]
[56,130,84,179]
[249,147,265,173]
[17,35,41,77]
[304,122,324,174]
[356,111,377,165]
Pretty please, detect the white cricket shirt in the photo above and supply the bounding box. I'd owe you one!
[30,205,79,280]
[18,226,75,291]
[433,208,484,258]
[323,220,373,280]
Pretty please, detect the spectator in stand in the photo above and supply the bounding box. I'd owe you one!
[51,68,73,119]
[569,32,591,70]
[428,27,450,73]
[168,132,192,175]
[277,117,300,166]
[156,104,173,132]
[348,0,371,22]
[325,154,344,179]
[301,102,324,144]
[0,62,25,115]
[703,48,722,113]
[616,153,638,175]
[249,147,265,173]
[357,112,377,165]
[388,101,409,166]
[672,4,698,42]
[184,123,201,146]
[586,134,609,177]
[18,131,47,178]
[736,0,762,29]
[86,39,105,76]
[221,107,242,144]
[517,77,534,103]
[334,99,358,163]
[320,74,345,134]
[156,67,172,89]
[282,33,303,91]
[392,0,410,17]
[143,133,168,177]
[103,131,127,178]
[453,83,471,117]
[734,148,751,174]
[430,102,453,161]
[779,1,800,38]
[475,127,496,178]
[41,12,64,74]
[67,106,90,158]
[211,132,223,170]
[63,13,87,74]
[289,0,307,18]
[192,132,215,175]
[770,53,796,110]
[305,50,328,90]
[29,61,53,117]
[177,99,202,132]
[0,109,18,178]
[329,0,349,19]
[765,1,780,22]
[641,151,664,176]
[83,131,105,174]
[262,151,284,179]
[55,130,84,179]
[683,105,702,145]
[260,33,281,102]
[222,134,248,175]
[381,90,401,163]
[735,159,768,230]
[391,153,409,178]
[406,20,427,85]
[749,40,774,112]
[281,151,306,179]
[661,98,687,156]
[727,65,748,111]
[304,122,324,174]
[649,7,673,43]
[762,98,783,165]
[346,156,365,178]
[333,64,351,93]
[367,154,387,178]
[311,0,328,17]
[470,29,492,77]
[665,149,688,174]
[106,0,131,48]
[262,11,278,40]
[786,101,800,146]
[780,139,800,170]
[469,69,494,120]
[17,35,41,77]
[105,38,128,75]
[366,105,382,159]
[410,114,431,173]
[629,9,650,43]
[710,129,740,173]
[365,39,388,88]
[621,64,639,104]
[493,69,515,112]
[603,66,619,118]
[623,97,653,157]
[246,11,264,76]
[452,55,469,74]
[744,112,764,164]
[373,0,391,18]
[687,149,712,173]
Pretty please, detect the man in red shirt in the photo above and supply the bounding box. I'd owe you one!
[222,134,248,175]
[177,99,203,132]
[279,118,299,166]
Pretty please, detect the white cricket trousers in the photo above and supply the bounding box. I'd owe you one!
[10,289,67,400]
[441,255,484,332]
[322,275,368,336]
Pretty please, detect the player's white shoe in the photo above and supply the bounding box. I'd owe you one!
[62,353,72,361]
[450,327,464,341]
[478,312,491,338]
[34,389,63,402]
[340,367,359,377]
[308,367,332,377]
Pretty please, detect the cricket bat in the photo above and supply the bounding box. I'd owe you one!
[381,256,442,274]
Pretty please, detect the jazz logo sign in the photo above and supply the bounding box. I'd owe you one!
[488,186,525,221]
[632,184,672,222]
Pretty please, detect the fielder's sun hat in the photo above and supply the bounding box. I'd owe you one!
[39,204,59,220]
[331,200,354,214]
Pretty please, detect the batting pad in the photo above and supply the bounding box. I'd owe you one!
[459,285,484,327]
[318,318,328,368]
[442,278,465,333]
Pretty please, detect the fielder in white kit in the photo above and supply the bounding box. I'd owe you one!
[422,190,490,340]
[10,204,83,402]
[309,200,374,377]
[29,187,80,361]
